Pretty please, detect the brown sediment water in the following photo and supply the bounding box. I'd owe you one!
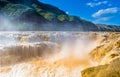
[0,31,99,77]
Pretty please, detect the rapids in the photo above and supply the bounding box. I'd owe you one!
[0,32,98,77]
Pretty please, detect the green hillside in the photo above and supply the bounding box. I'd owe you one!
[0,0,120,31]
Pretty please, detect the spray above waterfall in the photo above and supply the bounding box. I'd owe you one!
[0,32,99,77]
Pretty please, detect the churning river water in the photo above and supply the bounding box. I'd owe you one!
[0,31,99,77]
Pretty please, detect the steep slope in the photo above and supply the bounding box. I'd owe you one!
[0,0,120,31]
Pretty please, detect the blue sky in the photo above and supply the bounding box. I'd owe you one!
[39,0,120,25]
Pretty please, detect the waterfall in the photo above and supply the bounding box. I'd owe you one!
[0,31,98,77]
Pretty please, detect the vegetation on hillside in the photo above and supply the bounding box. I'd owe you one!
[0,0,120,31]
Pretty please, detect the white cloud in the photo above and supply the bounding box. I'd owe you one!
[66,11,69,14]
[92,7,118,18]
[94,17,112,23]
[93,16,114,24]
[86,1,108,7]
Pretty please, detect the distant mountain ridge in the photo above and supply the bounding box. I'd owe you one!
[96,24,120,31]
[0,0,120,31]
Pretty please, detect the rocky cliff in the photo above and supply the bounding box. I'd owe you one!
[81,32,120,77]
